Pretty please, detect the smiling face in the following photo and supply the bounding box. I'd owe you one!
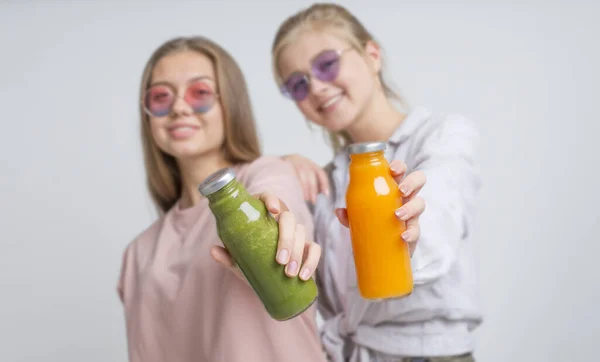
[277,30,382,133]
[144,50,225,160]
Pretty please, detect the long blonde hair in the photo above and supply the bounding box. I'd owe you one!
[271,3,405,153]
[139,36,261,214]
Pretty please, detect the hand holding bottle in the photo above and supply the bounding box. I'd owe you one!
[336,159,426,256]
[210,192,321,282]
[200,168,319,320]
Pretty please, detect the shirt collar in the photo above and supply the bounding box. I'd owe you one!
[331,107,431,170]
[387,106,430,146]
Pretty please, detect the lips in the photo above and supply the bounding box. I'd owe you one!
[318,94,343,112]
[167,123,200,139]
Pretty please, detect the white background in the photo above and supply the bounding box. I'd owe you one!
[1,0,598,361]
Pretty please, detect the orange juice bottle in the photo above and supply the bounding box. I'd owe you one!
[345,141,413,299]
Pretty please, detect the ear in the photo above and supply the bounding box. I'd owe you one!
[364,40,382,74]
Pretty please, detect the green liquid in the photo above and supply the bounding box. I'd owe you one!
[207,179,318,321]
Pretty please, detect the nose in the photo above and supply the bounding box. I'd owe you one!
[309,77,329,96]
[171,96,193,116]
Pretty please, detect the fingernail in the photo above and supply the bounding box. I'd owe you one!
[277,249,289,264]
[300,268,311,280]
[399,184,410,195]
[402,231,410,241]
[395,207,406,219]
[390,165,399,173]
[324,189,330,196]
[287,261,298,275]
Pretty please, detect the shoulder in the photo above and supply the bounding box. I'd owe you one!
[237,155,297,184]
[236,156,312,221]
[247,155,295,173]
[400,108,480,160]
[121,214,167,258]
[414,109,480,145]
[117,214,168,301]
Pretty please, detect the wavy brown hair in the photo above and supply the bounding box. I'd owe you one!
[271,3,406,153]
[139,36,261,214]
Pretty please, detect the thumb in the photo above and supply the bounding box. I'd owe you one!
[255,192,289,220]
[335,208,349,228]
[315,167,330,196]
[210,246,249,284]
[389,160,407,185]
[210,246,235,268]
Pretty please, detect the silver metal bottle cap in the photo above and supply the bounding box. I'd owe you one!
[347,141,387,155]
[198,167,236,196]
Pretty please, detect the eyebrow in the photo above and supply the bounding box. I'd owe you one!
[149,75,215,87]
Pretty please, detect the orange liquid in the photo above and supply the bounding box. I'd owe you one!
[345,151,413,299]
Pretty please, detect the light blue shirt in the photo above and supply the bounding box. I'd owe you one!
[312,107,483,361]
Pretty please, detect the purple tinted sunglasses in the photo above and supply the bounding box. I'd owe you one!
[280,48,352,101]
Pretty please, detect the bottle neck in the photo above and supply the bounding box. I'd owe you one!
[349,151,387,166]
[206,179,251,217]
[349,151,388,179]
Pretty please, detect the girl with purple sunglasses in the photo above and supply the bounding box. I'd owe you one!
[272,3,481,362]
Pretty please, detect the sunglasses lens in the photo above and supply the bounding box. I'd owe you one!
[312,50,341,82]
[185,81,216,113]
[284,73,310,101]
[144,85,174,117]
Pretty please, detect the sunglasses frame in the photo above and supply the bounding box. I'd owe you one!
[141,80,220,118]
[279,47,353,101]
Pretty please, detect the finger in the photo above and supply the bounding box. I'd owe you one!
[307,171,318,204]
[299,241,322,281]
[286,223,305,277]
[315,167,330,196]
[275,211,296,265]
[389,160,408,184]
[407,236,417,256]
[334,208,349,228]
[210,246,248,283]
[210,246,235,268]
[297,168,312,202]
[394,196,426,221]
[257,192,289,216]
[401,216,420,245]
[398,170,427,197]
[283,156,308,201]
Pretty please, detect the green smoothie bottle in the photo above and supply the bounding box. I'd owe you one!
[198,167,318,321]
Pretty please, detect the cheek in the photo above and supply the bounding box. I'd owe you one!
[204,109,226,140]
[337,61,375,100]
[149,118,167,143]
[147,119,173,155]
[338,73,361,95]
[296,101,323,125]
[297,101,312,116]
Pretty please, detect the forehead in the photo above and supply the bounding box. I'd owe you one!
[277,30,351,78]
[151,50,216,85]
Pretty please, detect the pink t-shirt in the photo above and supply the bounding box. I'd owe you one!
[117,156,326,362]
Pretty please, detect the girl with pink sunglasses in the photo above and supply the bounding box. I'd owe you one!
[117,36,328,362]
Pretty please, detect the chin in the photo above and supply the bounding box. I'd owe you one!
[161,142,207,160]
[321,116,353,133]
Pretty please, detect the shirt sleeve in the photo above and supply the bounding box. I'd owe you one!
[244,156,315,241]
[117,244,130,304]
[406,115,482,285]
